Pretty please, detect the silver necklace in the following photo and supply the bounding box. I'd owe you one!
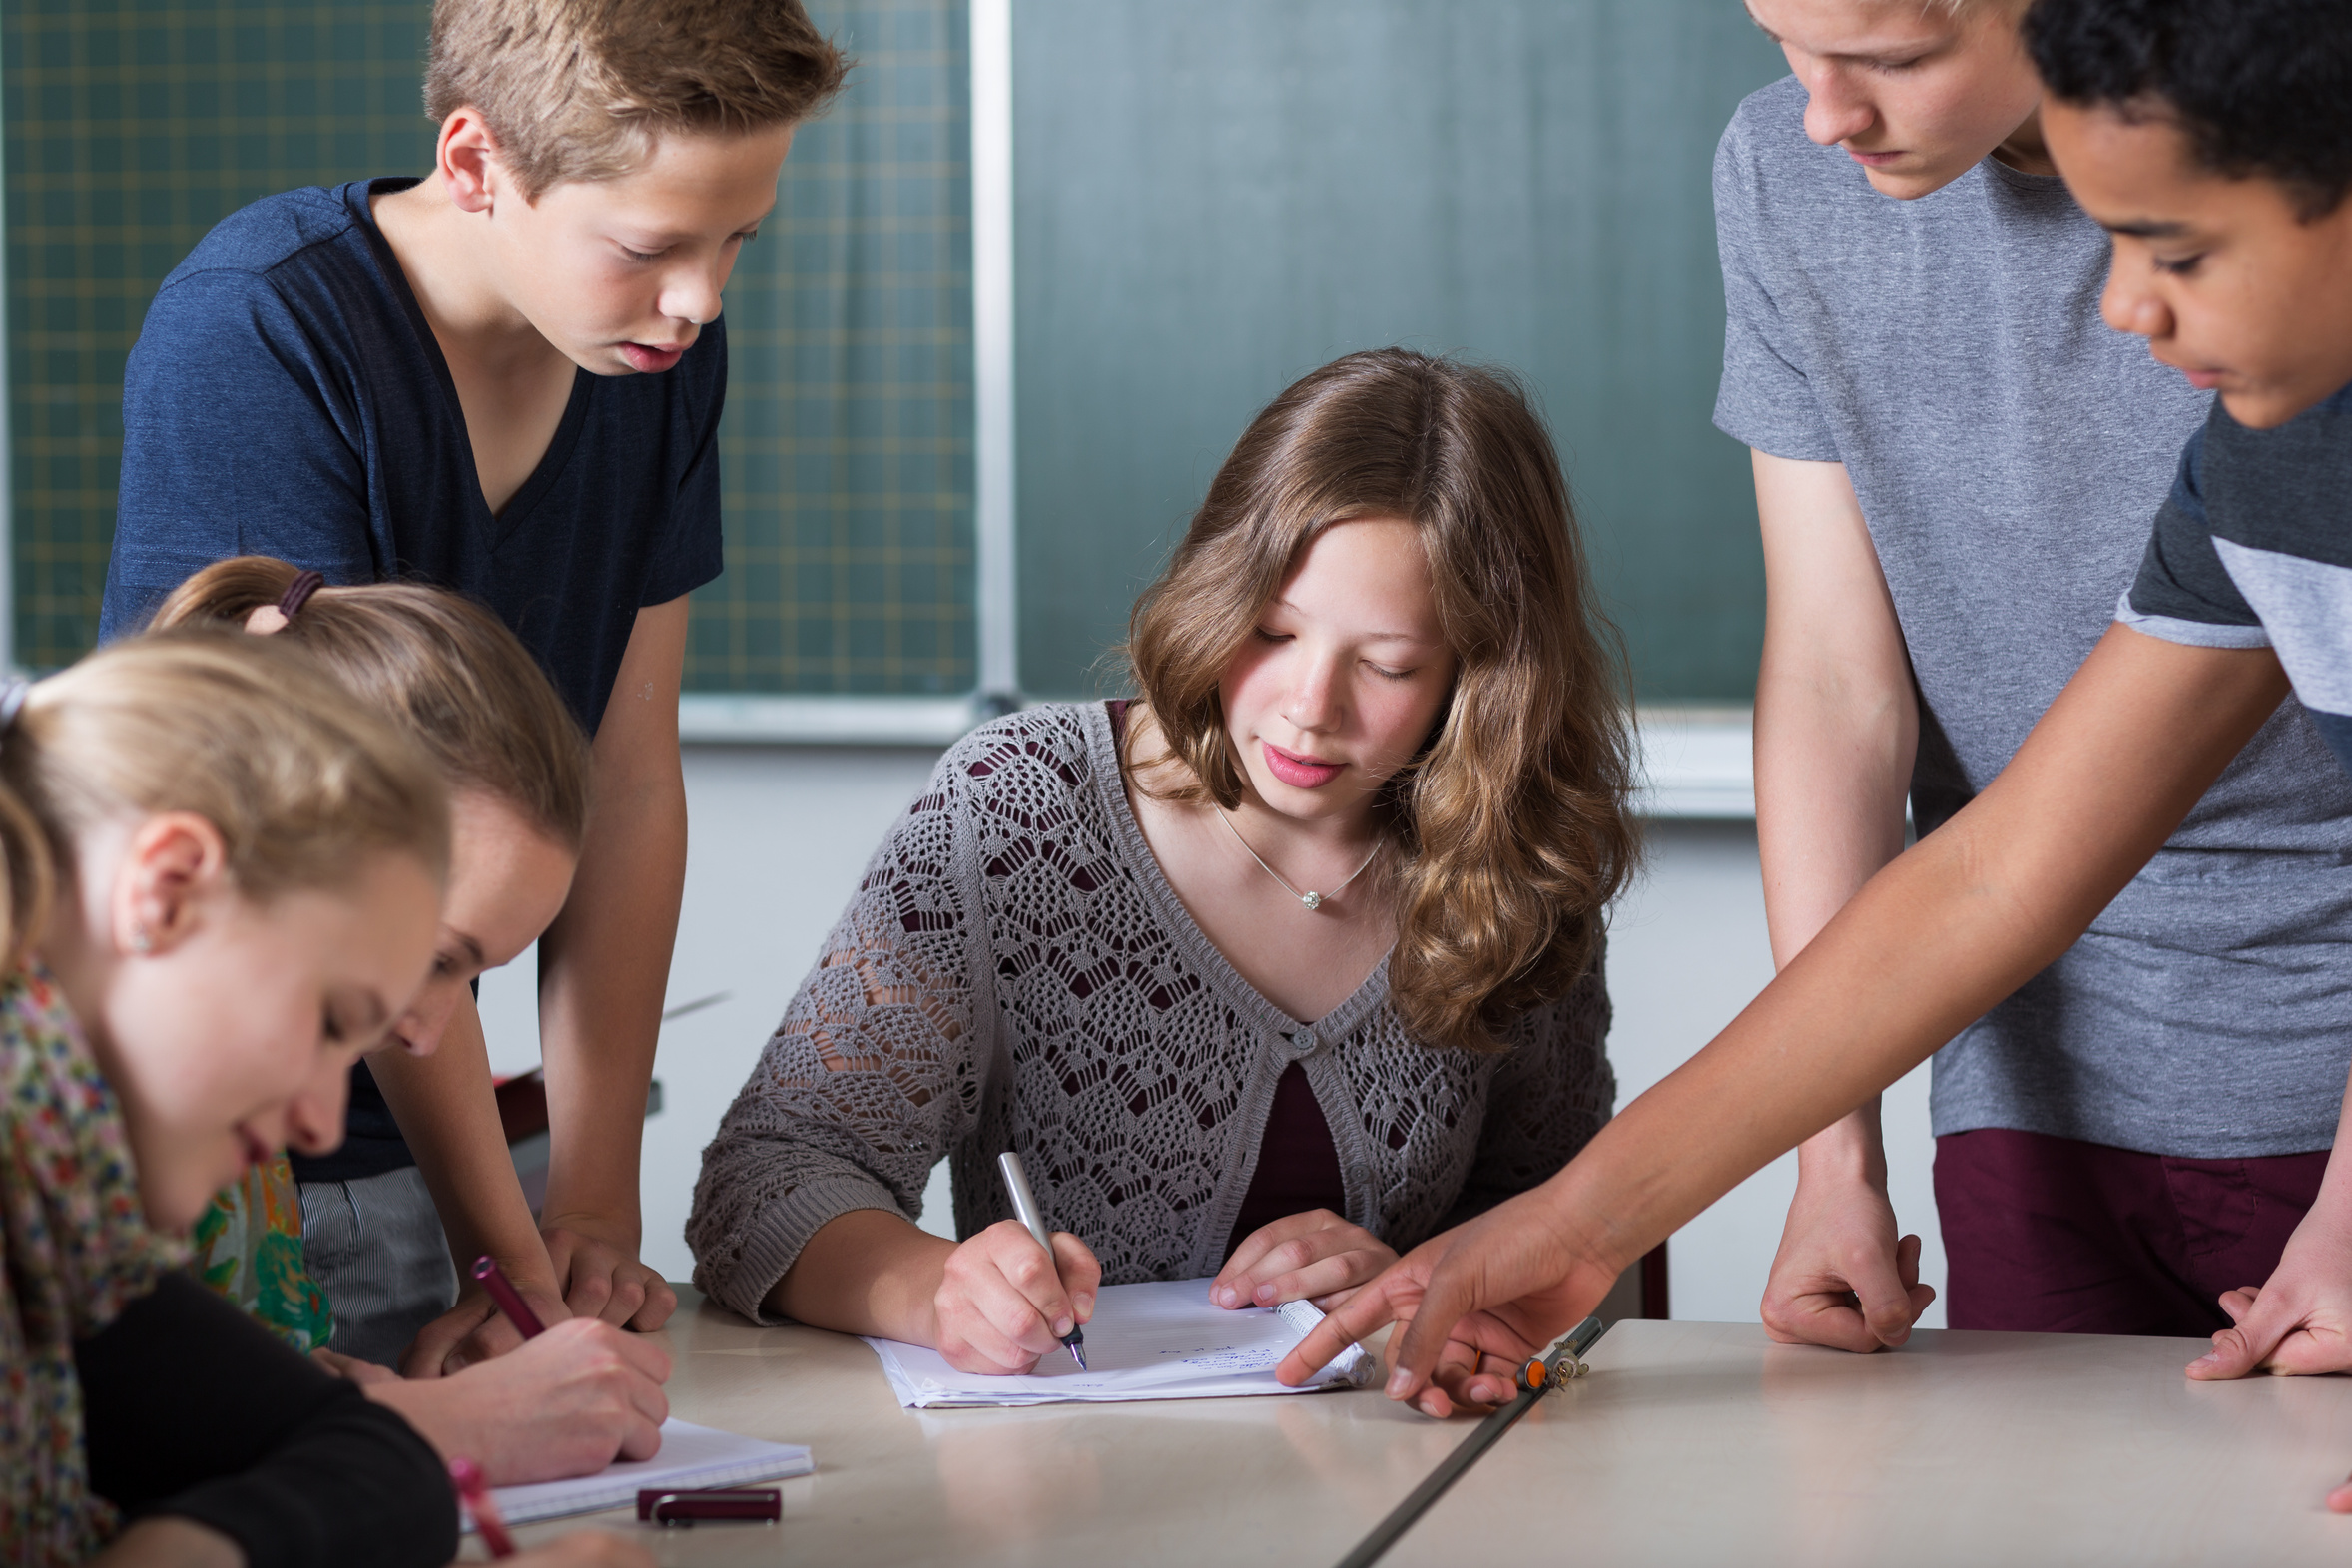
[1216,808,1383,912]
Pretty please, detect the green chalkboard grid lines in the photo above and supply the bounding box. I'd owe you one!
[4,0,436,671]
[690,0,976,698]
[3,0,978,700]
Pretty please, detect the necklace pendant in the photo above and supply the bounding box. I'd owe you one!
[1300,890,1323,911]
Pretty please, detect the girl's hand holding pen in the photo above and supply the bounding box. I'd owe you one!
[360,1316,674,1484]
[932,1220,1101,1375]
[1214,1209,1399,1311]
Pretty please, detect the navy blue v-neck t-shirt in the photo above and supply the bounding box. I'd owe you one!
[103,177,725,731]
[102,178,727,1180]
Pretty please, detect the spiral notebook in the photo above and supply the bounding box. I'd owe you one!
[470,1419,814,1528]
[863,1277,1377,1408]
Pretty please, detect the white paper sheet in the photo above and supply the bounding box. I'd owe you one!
[863,1278,1376,1408]
[473,1418,814,1527]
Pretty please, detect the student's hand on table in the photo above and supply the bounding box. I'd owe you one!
[1275,1186,1617,1418]
[363,1315,673,1485]
[932,1219,1101,1375]
[2187,1202,2352,1382]
[1214,1210,1399,1311]
[1759,1171,1934,1353]
[404,1270,574,1375]
[485,1532,656,1568]
[542,1215,678,1333]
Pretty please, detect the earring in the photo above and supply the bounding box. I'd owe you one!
[129,926,152,955]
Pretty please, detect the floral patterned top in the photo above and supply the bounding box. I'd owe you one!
[1,964,184,1566]
[191,1157,332,1353]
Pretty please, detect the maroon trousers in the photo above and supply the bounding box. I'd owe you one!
[1935,1127,2330,1336]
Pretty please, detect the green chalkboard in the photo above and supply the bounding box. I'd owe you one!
[1010,0,1788,701]
[3,1,438,671]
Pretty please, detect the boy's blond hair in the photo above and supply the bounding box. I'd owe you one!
[425,0,851,199]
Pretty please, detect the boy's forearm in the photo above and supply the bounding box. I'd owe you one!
[1754,673,1916,965]
[1751,447,1918,968]
[538,597,691,1244]
[769,1208,955,1343]
[1751,448,1916,1203]
[2299,1055,2352,1229]
[537,767,687,1241]
[1756,637,1910,1199]
[1545,627,2290,1275]
[1796,1098,1889,1187]
[368,996,551,1281]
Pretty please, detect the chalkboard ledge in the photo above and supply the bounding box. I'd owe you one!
[680,694,984,748]
[1634,707,1754,819]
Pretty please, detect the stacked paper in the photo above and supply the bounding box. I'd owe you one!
[864,1278,1377,1408]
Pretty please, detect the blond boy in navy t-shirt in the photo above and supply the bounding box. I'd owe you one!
[104,0,847,1380]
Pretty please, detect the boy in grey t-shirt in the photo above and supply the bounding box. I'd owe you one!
[1718,0,2352,1346]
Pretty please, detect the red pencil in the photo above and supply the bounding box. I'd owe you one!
[471,1255,546,1339]
[448,1457,516,1558]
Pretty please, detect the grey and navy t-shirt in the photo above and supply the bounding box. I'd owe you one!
[1715,77,2352,1159]
[2124,383,2352,771]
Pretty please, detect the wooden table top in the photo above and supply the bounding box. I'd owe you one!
[494,1292,2352,1566]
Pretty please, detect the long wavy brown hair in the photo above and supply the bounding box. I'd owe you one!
[1121,348,1640,1053]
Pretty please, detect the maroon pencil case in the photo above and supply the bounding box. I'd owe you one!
[635,1487,782,1525]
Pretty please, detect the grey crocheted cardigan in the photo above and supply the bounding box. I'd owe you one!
[687,703,1615,1323]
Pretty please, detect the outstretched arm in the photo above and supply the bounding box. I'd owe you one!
[1282,625,2289,1410]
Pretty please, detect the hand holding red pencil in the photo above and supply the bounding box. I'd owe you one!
[449,1460,655,1568]
[405,1255,572,1376]
[450,1457,517,1557]
[474,1257,548,1338]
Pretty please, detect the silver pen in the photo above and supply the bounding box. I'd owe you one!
[996,1150,1087,1369]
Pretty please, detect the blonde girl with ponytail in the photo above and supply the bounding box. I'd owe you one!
[148,558,672,1488]
[0,630,459,1565]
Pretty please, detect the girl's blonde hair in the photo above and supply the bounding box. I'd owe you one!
[150,559,591,851]
[0,632,451,970]
[1123,348,1640,1054]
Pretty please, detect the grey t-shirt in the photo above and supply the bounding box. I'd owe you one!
[1712,76,2352,1158]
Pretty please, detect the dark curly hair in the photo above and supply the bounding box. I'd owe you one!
[2024,0,2352,218]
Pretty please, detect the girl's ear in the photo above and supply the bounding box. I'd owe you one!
[114,811,231,958]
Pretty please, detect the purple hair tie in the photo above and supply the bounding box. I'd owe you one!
[277,569,326,622]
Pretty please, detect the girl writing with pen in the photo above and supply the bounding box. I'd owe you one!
[0,631,643,1568]
[149,559,674,1489]
[688,348,1639,1374]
